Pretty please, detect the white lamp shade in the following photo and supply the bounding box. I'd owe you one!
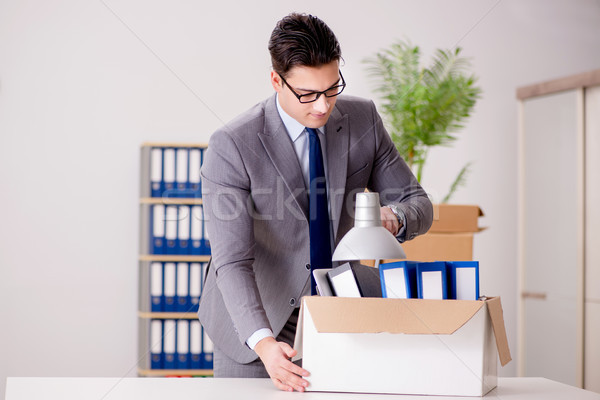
[331,192,407,262]
[332,226,406,261]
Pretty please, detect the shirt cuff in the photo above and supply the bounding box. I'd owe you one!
[246,328,275,350]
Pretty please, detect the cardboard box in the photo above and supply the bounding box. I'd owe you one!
[294,296,511,397]
[362,205,484,265]
[401,232,474,261]
[362,232,473,265]
[430,204,484,233]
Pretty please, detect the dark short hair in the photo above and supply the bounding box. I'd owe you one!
[268,13,342,77]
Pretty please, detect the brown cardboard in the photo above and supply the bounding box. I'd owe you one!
[402,232,474,261]
[362,232,474,266]
[486,296,513,366]
[303,296,483,334]
[430,204,484,233]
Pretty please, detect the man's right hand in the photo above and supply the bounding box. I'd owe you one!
[254,336,310,392]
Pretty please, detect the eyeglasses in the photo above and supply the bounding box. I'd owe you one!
[279,71,346,104]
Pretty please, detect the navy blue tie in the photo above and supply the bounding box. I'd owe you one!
[306,127,332,295]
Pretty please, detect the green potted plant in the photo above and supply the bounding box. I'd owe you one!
[364,40,482,203]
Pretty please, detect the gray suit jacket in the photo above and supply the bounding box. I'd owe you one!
[198,94,433,363]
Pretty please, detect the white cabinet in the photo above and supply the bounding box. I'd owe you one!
[518,70,600,391]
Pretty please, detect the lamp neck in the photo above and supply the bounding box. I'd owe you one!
[354,192,382,228]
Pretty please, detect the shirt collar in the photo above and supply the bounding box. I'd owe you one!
[276,94,325,142]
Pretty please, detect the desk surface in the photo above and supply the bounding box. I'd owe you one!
[5,377,600,400]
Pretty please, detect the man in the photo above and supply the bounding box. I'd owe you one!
[199,13,433,392]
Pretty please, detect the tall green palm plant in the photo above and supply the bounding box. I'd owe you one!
[364,40,482,202]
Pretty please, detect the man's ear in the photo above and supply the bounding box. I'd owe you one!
[271,70,283,93]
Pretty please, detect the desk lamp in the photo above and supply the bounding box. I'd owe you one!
[332,192,406,268]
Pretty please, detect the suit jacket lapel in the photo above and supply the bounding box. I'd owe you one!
[257,95,309,220]
[325,106,349,242]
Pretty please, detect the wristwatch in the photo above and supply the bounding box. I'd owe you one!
[386,204,404,228]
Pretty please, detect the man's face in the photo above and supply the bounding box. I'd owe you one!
[271,61,341,129]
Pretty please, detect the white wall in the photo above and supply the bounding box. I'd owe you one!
[1,0,600,396]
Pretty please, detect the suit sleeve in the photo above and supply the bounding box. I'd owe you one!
[366,100,433,241]
[200,130,271,345]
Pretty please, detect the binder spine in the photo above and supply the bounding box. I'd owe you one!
[150,262,164,312]
[190,320,201,369]
[446,261,480,300]
[150,319,163,369]
[163,320,176,370]
[202,327,214,369]
[191,205,202,255]
[176,319,190,369]
[189,263,201,313]
[150,148,163,198]
[178,206,191,255]
[163,263,176,312]
[176,148,189,198]
[189,148,202,198]
[151,205,166,255]
[165,206,178,255]
[176,262,190,312]
[163,148,176,197]
[416,262,448,300]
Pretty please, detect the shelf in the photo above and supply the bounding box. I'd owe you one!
[138,312,199,319]
[140,198,203,205]
[137,368,213,377]
[141,142,208,148]
[139,255,211,262]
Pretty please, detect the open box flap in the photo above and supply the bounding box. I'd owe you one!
[295,296,512,366]
[486,296,512,366]
[302,296,483,334]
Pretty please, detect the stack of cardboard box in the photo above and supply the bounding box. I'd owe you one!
[403,204,484,261]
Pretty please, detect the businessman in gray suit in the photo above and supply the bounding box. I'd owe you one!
[199,13,433,392]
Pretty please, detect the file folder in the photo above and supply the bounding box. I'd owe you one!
[417,262,448,300]
[446,261,480,300]
[150,262,164,312]
[150,320,163,369]
[163,320,176,369]
[176,319,190,369]
[188,148,202,197]
[379,261,418,299]
[190,320,201,369]
[190,205,202,255]
[202,327,214,369]
[151,205,165,254]
[150,148,163,197]
[176,262,190,312]
[163,263,176,312]
[163,148,176,196]
[165,206,178,254]
[189,263,201,312]
[177,206,191,254]
[327,263,362,298]
[313,269,334,296]
[176,148,189,198]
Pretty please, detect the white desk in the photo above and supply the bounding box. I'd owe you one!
[5,377,600,400]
